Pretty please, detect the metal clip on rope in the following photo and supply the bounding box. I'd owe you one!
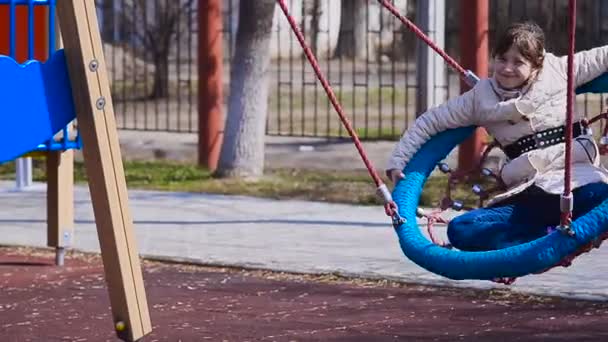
[378,184,406,226]
[558,193,575,236]
[464,70,480,88]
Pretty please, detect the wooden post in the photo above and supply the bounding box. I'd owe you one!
[56,1,151,341]
[198,0,224,171]
[46,8,75,267]
[46,147,75,266]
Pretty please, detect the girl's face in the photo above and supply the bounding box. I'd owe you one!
[493,46,536,90]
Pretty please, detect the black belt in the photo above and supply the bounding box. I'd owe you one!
[502,122,584,159]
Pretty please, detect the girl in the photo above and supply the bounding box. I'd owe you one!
[386,22,608,251]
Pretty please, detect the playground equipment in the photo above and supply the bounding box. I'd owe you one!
[278,0,608,283]
[0,0,151,340]
[0,0,78,266]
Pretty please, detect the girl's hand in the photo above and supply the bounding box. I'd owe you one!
[387,169,405,184]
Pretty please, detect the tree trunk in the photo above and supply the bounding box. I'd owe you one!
[151,54,170,99]
[308,0,321,56]
[334,0,367,60]
[148,3,175,100]
[100,0,116,42]
[215,0,276,179]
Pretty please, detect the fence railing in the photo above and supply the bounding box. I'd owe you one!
[96,0,608,139]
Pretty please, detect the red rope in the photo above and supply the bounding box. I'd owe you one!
[276,0,383,188]
[376,0,467,77]
[562,0,576,226]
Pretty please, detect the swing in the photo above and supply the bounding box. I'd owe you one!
[277,0,608,282]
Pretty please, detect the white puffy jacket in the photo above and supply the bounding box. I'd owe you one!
[387,46,608,205]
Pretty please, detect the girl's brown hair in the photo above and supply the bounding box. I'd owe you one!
[493,22,545,69]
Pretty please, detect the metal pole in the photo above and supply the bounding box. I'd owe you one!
[15,158,32,189]
[416,0,446,116]
[198,0,224,171]
[457,0,488,172]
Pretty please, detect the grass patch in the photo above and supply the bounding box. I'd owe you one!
[269,88,411,112]
[0,159,490,208]
[110,79,195,101]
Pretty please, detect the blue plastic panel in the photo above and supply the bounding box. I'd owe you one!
[0,0,51,5]
[0,49,75,164]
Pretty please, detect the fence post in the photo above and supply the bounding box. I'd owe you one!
[457,0,488,172]
[198,0,224,171]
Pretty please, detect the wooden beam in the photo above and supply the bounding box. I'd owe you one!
[47,10,74,267]
[46,149,74,265]
[56,1,151,341]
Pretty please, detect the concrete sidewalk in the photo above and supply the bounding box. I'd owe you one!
[114,130,403,171]
[1,180,607,302]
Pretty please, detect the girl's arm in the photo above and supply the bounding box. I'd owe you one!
[386,86,478,173]
[561,45,608,87]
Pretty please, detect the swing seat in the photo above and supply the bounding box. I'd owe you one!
[392,126,608,280]
[0,49,77,164]
[576,72,608,94]
[392,75,608,280]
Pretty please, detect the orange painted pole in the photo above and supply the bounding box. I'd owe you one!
[0,5,48,61]
[458,0,488,172]
[198,0,224,171]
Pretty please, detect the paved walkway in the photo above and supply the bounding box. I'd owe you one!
[1,180,607,302]
[115,130,403,171]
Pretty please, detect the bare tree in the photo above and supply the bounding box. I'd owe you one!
[96,0,116,42]
[334,0,367,59]
[215,0,276,179]
[122,0,195,99]
[307,0,322,56]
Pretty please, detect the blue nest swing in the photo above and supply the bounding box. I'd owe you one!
[391,73,608,281]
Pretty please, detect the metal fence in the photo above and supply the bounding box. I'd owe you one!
[96,0,608,139]
[96,0,199,133]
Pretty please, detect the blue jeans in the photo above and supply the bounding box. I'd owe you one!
[447,182,608,251]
